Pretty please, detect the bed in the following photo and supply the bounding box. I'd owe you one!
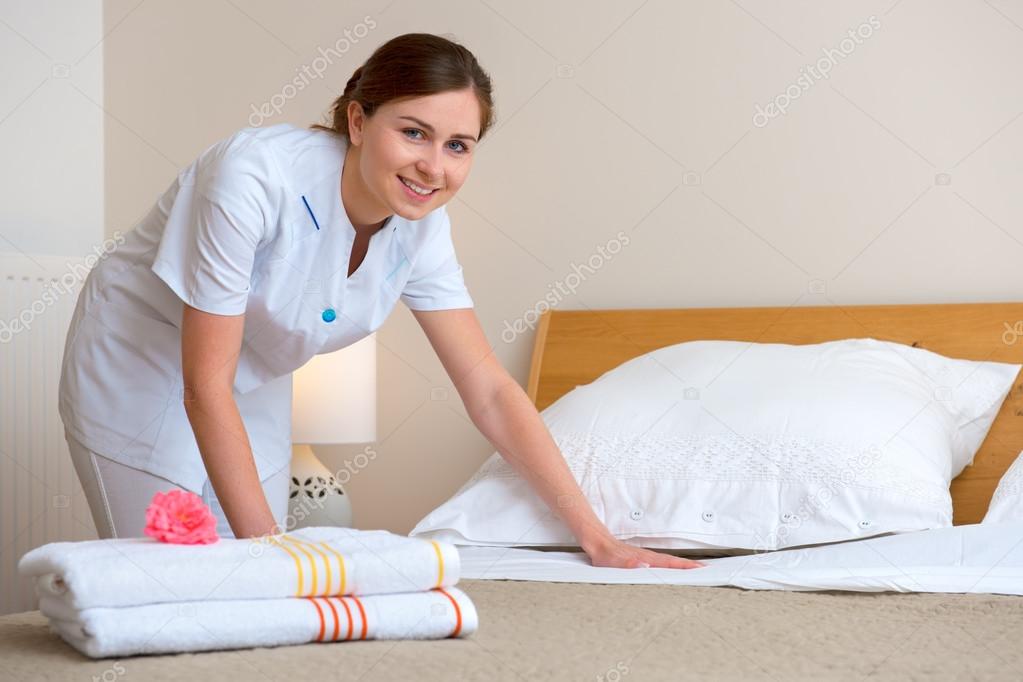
[3,302,1023,680]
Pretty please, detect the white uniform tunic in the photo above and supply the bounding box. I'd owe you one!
[58,123,474,494]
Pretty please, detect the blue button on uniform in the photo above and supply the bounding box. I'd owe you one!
[322,308,336,323]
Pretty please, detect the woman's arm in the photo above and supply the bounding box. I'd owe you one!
[181,304,282,539]
[412,308,703,569]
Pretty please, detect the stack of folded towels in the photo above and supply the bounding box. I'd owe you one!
[17,526,478,658]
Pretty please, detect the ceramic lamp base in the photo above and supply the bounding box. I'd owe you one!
[288,444,353,529]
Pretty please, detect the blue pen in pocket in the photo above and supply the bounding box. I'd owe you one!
[301,195,320,231]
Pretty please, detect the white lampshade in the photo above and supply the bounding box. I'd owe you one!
[291,333,377,445]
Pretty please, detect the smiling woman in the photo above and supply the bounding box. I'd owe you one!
[59,31,700,570]
[58,32,500,545]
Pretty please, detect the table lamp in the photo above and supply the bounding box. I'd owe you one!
[288,333,377,529]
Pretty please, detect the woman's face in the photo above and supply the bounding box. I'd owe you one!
[347,88,482,224]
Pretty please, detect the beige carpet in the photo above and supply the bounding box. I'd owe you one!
[2,579,1022,681]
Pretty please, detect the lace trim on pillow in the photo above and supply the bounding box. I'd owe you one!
[463,430,949,504]
[991,454,1023,502]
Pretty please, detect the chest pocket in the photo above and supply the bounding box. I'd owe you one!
[235,219,331,394]
[382,252,410,296]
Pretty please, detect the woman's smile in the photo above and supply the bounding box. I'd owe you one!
[397,174,439,202]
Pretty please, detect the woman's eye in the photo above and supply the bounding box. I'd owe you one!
[404,129,469,153]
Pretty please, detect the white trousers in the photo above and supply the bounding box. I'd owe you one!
[65,427,290,540]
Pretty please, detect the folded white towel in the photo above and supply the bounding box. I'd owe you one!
[19,527,460,609]
[36,587,478,658]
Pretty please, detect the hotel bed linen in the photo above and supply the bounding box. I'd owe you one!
[458,521,1023,595]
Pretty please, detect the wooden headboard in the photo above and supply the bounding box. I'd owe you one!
[525,302,1023,525]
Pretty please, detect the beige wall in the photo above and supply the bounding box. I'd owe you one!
[95,0,1023,535]
[0,0,104,255]
[0,0,107,617]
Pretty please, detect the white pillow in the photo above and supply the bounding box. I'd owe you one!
[983,451,1023,523]
[411,338,1020,551]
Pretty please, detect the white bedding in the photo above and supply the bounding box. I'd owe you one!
[414,339,1021,552]
[458,521,1023,596]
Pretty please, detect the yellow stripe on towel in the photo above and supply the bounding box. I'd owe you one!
[284,535,348,596]
[267,535,306,597]
[278,534,436,596]
[429,540,444,588]
[280,535,320,596]
[317,540,347,595]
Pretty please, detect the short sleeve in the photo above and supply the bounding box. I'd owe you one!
[150,130,277,316]
[399,210,474,311]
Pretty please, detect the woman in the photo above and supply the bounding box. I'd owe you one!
[59,32,703,570]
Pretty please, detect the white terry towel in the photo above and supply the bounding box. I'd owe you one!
[19,527,461,609]
[36,586,478,658]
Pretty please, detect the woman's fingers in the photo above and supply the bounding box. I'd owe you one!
[585,536,708,570]
[642,550,705,569]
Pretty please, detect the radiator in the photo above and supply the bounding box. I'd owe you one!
[0,252,95,616]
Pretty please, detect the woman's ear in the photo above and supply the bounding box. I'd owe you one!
[347,101,365,146]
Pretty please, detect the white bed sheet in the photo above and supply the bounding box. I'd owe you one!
[458,521,1023,596]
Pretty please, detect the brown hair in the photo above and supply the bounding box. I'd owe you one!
[310,33,495,144]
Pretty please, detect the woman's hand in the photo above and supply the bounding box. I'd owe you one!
[583,534,706,569]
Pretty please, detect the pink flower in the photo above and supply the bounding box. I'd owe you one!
[144,490,220,544]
